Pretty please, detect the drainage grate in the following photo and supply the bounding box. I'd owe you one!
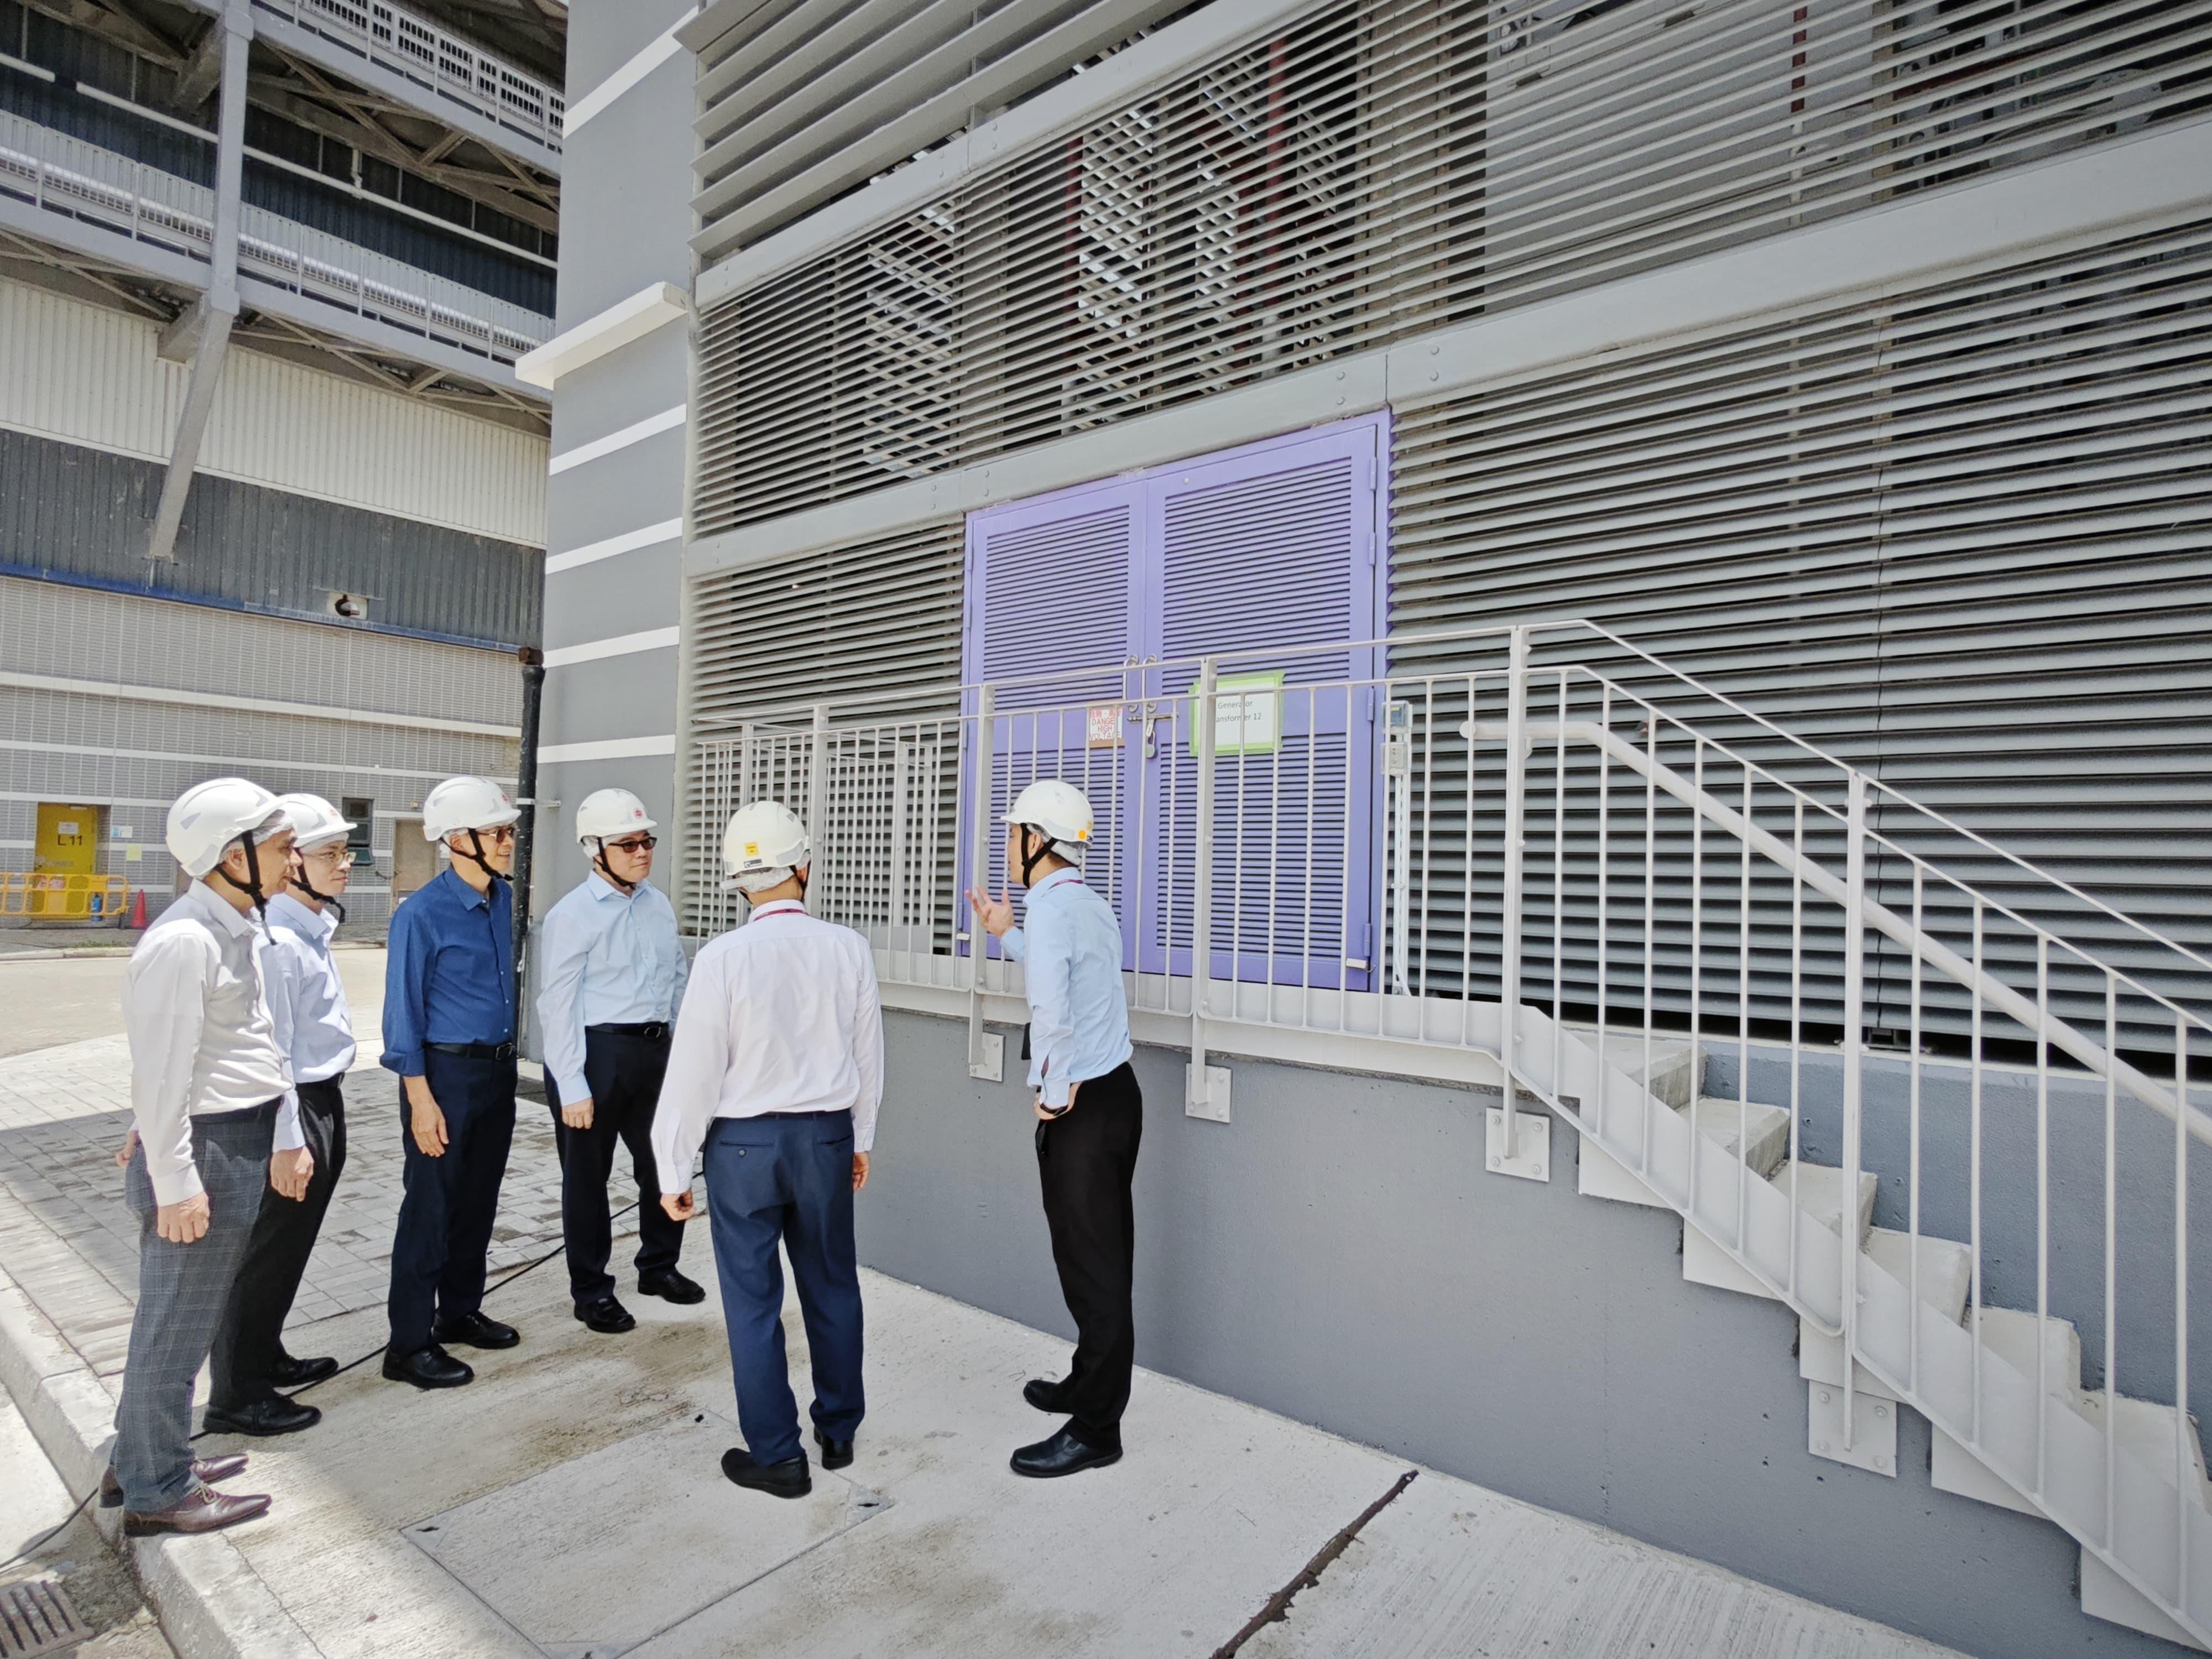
[0,1579,88,1658]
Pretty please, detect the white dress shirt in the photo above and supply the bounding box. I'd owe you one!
[264,891,357,1084]
[1001,867,1133,1108]
[534,873,689,1102]
[652,899,884,1192]
[122,880,301,1206]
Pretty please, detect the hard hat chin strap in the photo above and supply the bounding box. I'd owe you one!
[453,827,511,883]
[294,870,348,924]
[211,828,270,921]
[590,839,638,895]
[1017,826,1053,887]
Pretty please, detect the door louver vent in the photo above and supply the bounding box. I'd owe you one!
[693,0,2212,539]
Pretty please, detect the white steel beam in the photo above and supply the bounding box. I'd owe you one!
[687,113,2212,581]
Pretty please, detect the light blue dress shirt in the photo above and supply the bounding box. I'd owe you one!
[535,873,689,1103]
[1003,867,1132,1109]
[263,891,357,1085]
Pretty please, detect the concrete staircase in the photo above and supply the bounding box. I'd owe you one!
[1507,1017,2212,1651]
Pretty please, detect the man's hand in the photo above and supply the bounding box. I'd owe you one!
[156,1192,211,1245]
[1034,1079,1081,1122]
[408,1093,449,1157]
[561,1096,594,1131]
[852,1151,870,1192]
[662,1190,698,1223]
[270,1145,315,1201]
[966,886,1015,939]
[114,1129,139,1169]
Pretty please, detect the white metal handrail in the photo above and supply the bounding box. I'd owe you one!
[251,0,564,153]
[0,112,551,359]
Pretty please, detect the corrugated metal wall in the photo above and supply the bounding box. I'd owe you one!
[0,276,549,546]
[0,429,542,648]
[0,575,519,932]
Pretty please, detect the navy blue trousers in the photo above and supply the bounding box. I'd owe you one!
[387,1049,515,1355]
[703,1110,864,1466]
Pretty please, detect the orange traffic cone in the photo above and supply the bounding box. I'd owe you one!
[128,888,148,930]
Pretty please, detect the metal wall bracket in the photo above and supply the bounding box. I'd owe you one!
[1185,1063,1231,1123]
[1808,1383,1896,1477]
[968,1031,1003,1083]
[1485,1105,1551,1181]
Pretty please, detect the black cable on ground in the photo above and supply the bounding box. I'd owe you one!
[0,1489,95,1571]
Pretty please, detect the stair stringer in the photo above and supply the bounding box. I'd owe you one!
[1505,1004,2212,1648]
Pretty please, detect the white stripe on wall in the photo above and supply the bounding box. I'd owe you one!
[0,671,521,738]
[549,405,687,474]
[543,627,681,669]
[564,7,699,134]
[0,737,476,782]
[545,518,682,575]
[539,734,678,764]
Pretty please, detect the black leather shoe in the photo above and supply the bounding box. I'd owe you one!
[101,1454,247,1508]
[1022,1378,1068,1414]
[814,1430,854,1470]
[200,1397,322,1437]
[638,1268,706,1305]
[722,1447,811,1499]
[575,1296,636,1334]
[1010,1426,1121,1479]
[382,1344,474,1389]
[269,1352,340,1389]
[434,1311,520,1350]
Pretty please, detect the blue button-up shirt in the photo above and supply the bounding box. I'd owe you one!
[1002,867,1131,1108]
[264,891,357,1085]
[380,867,514,1077]
[534,873,689,1102]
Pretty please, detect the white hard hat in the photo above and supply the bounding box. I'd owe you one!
[273,792,353,853]
[1004,778,1094,864]
[422,776,519,842]
[167,778,285,878]
[575,787,656,847]
[723,801,809,893]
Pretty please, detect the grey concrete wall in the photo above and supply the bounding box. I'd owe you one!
[859,1008,2189,1659]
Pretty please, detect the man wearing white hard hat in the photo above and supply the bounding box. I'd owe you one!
[380,775,523,1390]
[205,794,358,1436]
[654,801,881,1500]
[535,787,698,1334]
[967,778,1139,1479]
[109,778,312,1535]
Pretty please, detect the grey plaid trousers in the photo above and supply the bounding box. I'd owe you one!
[113,1101,276,1512]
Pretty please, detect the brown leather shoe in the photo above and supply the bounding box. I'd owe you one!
[123,1483,271,1536]
[101,1454,249,1508]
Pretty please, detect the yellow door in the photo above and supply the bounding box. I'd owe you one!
[34,803,102,875]
[392,820,437,901]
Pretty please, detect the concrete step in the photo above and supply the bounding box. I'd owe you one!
[1599,1034,1700,1109]
[1682,1159,1878,1301]
[1684,1096,1791,1178]
[1799,1229,1975,1404]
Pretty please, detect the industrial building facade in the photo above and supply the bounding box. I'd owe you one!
[0,0,555,931]
[539,4,2212,1656]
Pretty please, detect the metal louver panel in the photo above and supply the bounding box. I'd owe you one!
[1387,216,2212,1045]
[688,0,1202,260]
[693,0,2212,538]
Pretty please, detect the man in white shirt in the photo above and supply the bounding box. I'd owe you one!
[205,794,358,1436]
[110,778,313,1536]
[654,801,881,1501]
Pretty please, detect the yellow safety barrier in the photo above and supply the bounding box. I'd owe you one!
[0,872,132,921]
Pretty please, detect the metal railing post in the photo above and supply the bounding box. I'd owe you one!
[967,685,995,1075]
[1500,627,1530,1134]
[1841,770,1868,1451]
[1190,657,1218,1108]
[805,701,830,848]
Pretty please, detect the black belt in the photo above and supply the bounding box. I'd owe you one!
[588,1021,670,1041]
[426,1041,516,1060]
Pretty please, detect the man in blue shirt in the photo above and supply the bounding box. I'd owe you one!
[967,779,1139,1479]
[535,787,699,1334]
[380,776,522,1390]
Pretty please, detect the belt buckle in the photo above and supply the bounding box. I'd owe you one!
[644,1021,668,1041]
[494,1042,516,1061]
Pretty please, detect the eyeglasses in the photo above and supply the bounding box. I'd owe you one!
[478,826,518,844]
[301,845,351,865]
[606,835,658,853]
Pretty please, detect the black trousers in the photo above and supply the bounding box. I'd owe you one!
[1035,1060,1142,1448]
[210,1078,347,1409]
[388,1048,515,1355]
[545,1029,684,1306]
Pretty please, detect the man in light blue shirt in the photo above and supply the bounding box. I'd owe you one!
[535,788,698,1334]
[968,778,1140,1480]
